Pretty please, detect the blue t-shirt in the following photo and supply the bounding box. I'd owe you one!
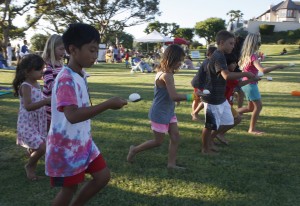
[21,45,29,54]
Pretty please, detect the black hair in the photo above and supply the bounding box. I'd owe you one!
[62,23,100,54]
[216,30,235,45]
[207,46,217,57]
[225,53,238,66]
[12,54,44,97]
[232,36,245,61]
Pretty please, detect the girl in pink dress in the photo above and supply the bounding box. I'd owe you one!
[42,34,65,130]
[12,54,51,180]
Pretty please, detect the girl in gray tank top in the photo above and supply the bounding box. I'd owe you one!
[127,45,195,170]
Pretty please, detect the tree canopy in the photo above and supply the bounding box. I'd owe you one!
[226,10,244,25]
[175,28,194,42]
[194,17,226,45]
[42,0,161,43]
[144,21,179,37]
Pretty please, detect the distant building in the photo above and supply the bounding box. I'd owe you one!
[245,0,300,33]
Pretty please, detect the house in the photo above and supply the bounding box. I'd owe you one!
[245,0,300,33]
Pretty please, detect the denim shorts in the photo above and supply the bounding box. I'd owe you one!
[242,84,261,101]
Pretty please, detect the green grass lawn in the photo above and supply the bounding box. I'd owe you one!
[0,46,300,206]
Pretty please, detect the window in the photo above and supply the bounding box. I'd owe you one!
[287,10,295,18]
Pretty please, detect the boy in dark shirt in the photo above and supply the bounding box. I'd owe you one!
[201,30,254,154]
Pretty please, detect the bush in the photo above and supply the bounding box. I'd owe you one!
[277,39,286,44]
[259,24,275,35]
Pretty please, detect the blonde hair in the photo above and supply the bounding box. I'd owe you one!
[238,33,261,70]
[157,44,185,73]
[42,34,63,67]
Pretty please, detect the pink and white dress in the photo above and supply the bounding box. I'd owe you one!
[17,82,47,149]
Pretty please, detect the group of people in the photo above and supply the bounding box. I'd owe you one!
[189,31,287,154]
[105,44,126,63]
[1,40,30,68]
[12,23,287,205]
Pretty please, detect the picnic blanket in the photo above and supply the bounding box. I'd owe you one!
[0,86,13,96]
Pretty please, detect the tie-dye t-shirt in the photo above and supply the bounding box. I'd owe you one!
[45,66,100,177]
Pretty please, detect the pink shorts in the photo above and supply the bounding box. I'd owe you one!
[151,116,177,133]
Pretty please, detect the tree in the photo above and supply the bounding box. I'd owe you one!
[194,18,226,45]
[0,0,53,55]
[144,21,179,37]
[175,28,194,42]
[104,31,134,49]
[226,10,244,25]
[42,0,161,43]
[30,33,48,51]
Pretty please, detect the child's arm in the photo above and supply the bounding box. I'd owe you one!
[162,73,187,101]
[221,69,255,80]
[238,76,261,87]
[21,84,50,111]
[253,60,286,74]
[63,97,127,124]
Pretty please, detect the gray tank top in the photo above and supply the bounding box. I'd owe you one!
[148,72,175,124]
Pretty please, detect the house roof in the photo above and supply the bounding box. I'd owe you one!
[276,0,300,10]
[257,0,300,18]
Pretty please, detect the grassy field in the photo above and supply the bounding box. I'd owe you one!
[0,45,300,206]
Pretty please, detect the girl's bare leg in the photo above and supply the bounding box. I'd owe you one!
[127,131,165,163]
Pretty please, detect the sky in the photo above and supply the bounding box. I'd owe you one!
[15,0,281,45]
[124,0,280,39]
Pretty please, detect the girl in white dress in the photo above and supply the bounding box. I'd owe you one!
[12,54,50,180]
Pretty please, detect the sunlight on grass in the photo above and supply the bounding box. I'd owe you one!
[0,49,300,205]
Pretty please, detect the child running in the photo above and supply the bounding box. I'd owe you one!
[127,44,194,169]
[238,33,287,135]
[42,34,65,130]
[201,30,255,155]
[191,46,217,121]
[12,54,50,181]
[45,23,127,206]
[211,53,260,146]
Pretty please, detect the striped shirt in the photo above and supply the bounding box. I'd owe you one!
[43,63,63,122]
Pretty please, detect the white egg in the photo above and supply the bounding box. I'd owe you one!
[267,76,273,81]
[289,63,295,66]
[257,71,264,77]
[129,93,141,101]
[203,89,210,95]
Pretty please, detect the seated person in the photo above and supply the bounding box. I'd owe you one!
[105,49,113,63]
[280,48,287,55]
[183,55,195,69]
[131,57,152,73]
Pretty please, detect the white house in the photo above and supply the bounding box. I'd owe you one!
[245,0,300,33]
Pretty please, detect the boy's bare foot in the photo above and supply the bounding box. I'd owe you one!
[127,145,135,163]
[24,164,38,181]
[167,165,186,170]
[216,134,229,145]
[248,130,265,135]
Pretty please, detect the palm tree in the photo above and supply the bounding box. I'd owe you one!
[226,10,244,26]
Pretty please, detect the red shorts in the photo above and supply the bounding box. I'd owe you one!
[50,154,107,187]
